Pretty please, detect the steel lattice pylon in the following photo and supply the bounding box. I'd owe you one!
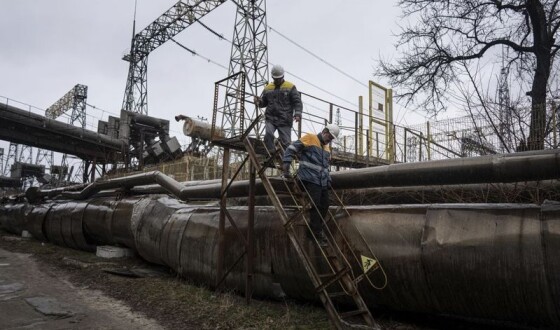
[3,143,17,176]
[41,84,88,183]
[222,0,269,138]
[45,84,88,128]
[121,0,227,115]
[121,0,269,139]
[498,46,513,153]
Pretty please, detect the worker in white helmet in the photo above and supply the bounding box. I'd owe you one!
[254,64,302,153]
[282,123,340,247]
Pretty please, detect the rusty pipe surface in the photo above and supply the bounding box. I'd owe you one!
[1,197,559,327]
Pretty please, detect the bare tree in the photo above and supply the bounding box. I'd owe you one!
[379,0,560,150]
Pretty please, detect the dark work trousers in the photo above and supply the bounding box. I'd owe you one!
[302,180,329,235]
[264,121,291,152]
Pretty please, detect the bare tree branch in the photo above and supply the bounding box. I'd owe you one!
[379,0,560,150]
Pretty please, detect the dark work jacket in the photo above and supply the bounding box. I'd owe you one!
[258,80,303,127]
[282,133,331,188]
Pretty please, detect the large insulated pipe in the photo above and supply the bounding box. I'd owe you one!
[330,148,560,189]
[2,198,559,327]
[123,110,170,132]
[58,171,277,200]
[53,148,560,201]
[0,102,125,152]
[342,180,560,204]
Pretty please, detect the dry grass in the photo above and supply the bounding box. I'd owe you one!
[0,229,331,329]
[1,229,536,330]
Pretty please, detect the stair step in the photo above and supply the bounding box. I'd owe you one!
[327,291,348,298]
[339,309,369,319]
[316,267,350,292]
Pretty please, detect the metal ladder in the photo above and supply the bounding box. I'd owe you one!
[243,137,382,330]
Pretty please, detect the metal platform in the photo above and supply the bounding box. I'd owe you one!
[212,136,390,169]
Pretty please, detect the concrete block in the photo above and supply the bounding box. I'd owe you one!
[96,246,134,259]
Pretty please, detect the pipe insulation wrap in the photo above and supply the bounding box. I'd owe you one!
[1,198,560,326]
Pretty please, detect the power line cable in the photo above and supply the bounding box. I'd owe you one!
[283,69,359,108]
[170,38,229,70]
[187,17,365,110]
[268,26,369,89]
[197,20,231,43]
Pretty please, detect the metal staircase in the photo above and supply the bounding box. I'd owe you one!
[243,137,384,329]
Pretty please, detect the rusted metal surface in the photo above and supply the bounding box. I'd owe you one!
[1,198,560,327]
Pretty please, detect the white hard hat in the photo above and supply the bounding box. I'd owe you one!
[325,123,340,139]
[271,65,285,79]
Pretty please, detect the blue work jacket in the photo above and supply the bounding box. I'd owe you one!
[282,133,331,188]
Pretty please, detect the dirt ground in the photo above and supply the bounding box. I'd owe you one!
[0,229,541,330]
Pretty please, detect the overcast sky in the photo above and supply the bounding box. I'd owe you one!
[0,0,428,165]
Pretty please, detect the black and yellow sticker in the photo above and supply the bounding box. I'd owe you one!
[361,255,378,273]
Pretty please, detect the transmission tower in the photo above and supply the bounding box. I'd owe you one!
[0,148,4,175]
[35,147,54,170]
[3,143,18,176]
[43,84,88,183]
[335,107,341,126]
[18,145,33,164]
[45,84,87,128]
[497,46,512,152]
[221,0,269,137]
[121,0,227,115]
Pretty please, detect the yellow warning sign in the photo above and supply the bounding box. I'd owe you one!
[361,255,378,273]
